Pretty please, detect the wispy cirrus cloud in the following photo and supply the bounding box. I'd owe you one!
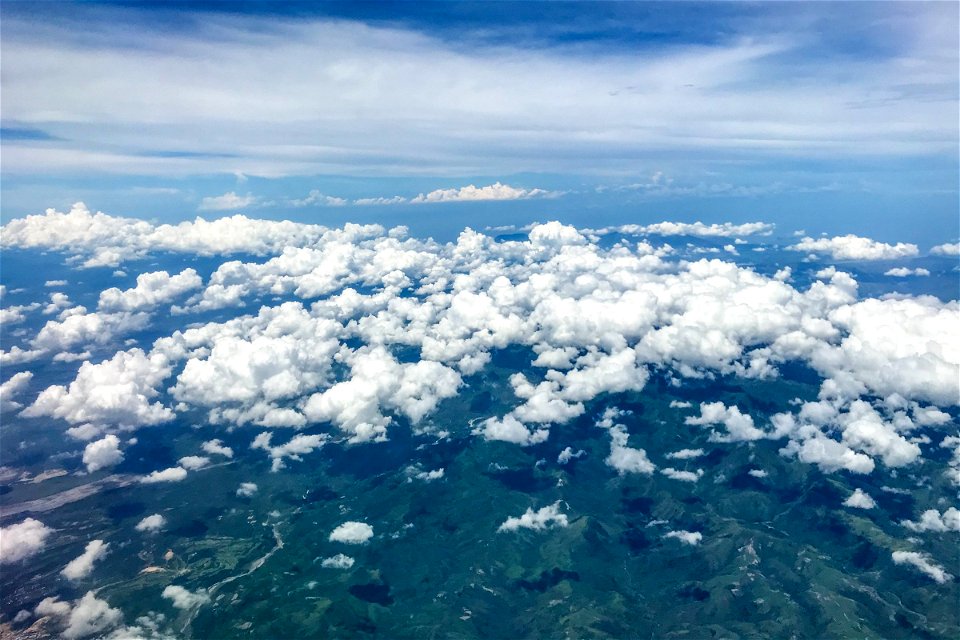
[1,3,955,181]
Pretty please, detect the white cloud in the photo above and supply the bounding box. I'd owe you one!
[789,234,919,261]
[329,521,374,544]
[34,597,72,619]
[605,424,655,475]
[290,190,347,207]
[527,220,587,248]
[44,292,74,315]
[5,7,952,181]
[475,414,549,446]
[134,514,166,533]
[251,432,328,472]
[901,508,960,533]
[748,469,768,478]
[0,203,330,267]
[140,467,188,483]
[66,423,102,441]
[557,447,585,464]
[411,182,557,204]
[29,307,150,354]
[36,592,123,639]
[892,551,952,583]
[684,402,766,442]
[321,553,355,569]
[661,467,704,482]
[202,439,234,458]
[7,214,957,485]
[62,539,109,580]
[843,488,876,509]
[780,431,876,474]
[168,305,340,429]
[498,501,568,532]
[45,279,68,287]
[236,482,258,497]
[666,448,704,460]
[930,242,960,256]
[23,349,173,429]
[884,267,930,277]
[0,371,33,412]
[198,191,258,211]
[178,455,210,470]
[408,466,445,482]
[162,585,210,610]
[664,530,702,545]
[588,221,774,237]
[82,434,124,472]
[354,196,407,206]
[98,268,202,312]
[302,346,462,442]
[0,518,54,564]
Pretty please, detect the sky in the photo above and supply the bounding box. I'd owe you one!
[1,1,958,243]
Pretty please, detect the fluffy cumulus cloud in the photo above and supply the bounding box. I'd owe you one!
[666,448,704,460]
[202,439,234,458]
[684,402,766,442]
[661,467,704,482]
[321,554,355,569]
[407,466,444,482]
[930,242,960,256]
[664,530,703,545]
[140,467,188,483]
[411,182,556,204]
[3,213,957,485]
[251,432,328,472]
[0,202,329,267]
[178,455,210,470]
[0,371,33,412]
[557,446,585,464]
[604,424,656,475]
[236,482,258,497]
[891,551,952,584]
[884,267,930,277]
[789,234,919,260]
[98,268,202,312]
[62,539,109,580]
[135,514,166,533]
[0,518,54,564]
[36,592,123,639]
[28,307,151,356]
[901,508,960,533]
[329,521,374,544]
[162,585,211,610]
[301,346,462,442]
[475,415,549,447]
[843,488,876,509]
[498,501,568,532]
[82,434,124,472]
[23,349,173,429]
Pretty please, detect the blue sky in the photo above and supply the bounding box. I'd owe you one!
[1,1,957,243]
